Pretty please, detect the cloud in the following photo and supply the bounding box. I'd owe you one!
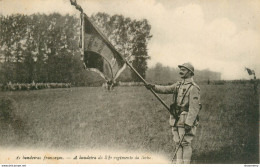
[146,3,260,80]
[0,0,77,15]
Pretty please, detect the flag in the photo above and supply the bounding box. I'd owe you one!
[245,67,255,75]
[81,14,127,83]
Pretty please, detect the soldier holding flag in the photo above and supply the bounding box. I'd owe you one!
[146,63,201,164]
[71,0,201,163]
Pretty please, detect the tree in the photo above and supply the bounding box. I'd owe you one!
[0,14,30,83]
[0,14,82,84]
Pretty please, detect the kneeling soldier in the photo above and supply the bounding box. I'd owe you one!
[146,63,201,164]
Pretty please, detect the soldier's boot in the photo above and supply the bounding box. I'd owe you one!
[182,144,192,164]
[176,146,183,164]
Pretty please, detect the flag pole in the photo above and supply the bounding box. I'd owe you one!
[70,0,86,69]
[80,13,86,69]
[70,0,170,112]
[125,61,170,111]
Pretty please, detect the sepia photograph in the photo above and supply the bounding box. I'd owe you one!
[0,0,259,165]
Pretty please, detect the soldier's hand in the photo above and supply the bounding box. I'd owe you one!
[145,83,155,90]
[184,124,191,133]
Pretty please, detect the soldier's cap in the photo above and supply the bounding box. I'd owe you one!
[178,63,194,74]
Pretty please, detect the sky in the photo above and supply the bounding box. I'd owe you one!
[1,0,260,80]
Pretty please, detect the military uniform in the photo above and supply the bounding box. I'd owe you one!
[153,77,200,164]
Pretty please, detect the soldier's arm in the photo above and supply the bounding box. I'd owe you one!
[153,82,178,94]
[185,86,200,126]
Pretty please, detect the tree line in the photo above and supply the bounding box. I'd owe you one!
[146,63,222,84]
[0,13,222,87]
[0,13,152,86]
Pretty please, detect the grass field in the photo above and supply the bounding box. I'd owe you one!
[0,84,259,164]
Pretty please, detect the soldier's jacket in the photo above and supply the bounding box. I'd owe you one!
[153,78,200,127]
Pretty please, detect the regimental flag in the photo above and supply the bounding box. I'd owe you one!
[81,14,127,83]
[245,67,255,75]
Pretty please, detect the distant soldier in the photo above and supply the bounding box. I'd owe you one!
[146,63,201,164]
[245,67,258,94]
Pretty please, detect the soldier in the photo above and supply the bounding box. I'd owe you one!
[145,63,201,164]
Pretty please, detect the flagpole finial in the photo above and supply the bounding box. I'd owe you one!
[70,0,83,13]
[70,0,76,5]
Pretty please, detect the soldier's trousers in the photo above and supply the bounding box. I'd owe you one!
[172,126,197,164]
